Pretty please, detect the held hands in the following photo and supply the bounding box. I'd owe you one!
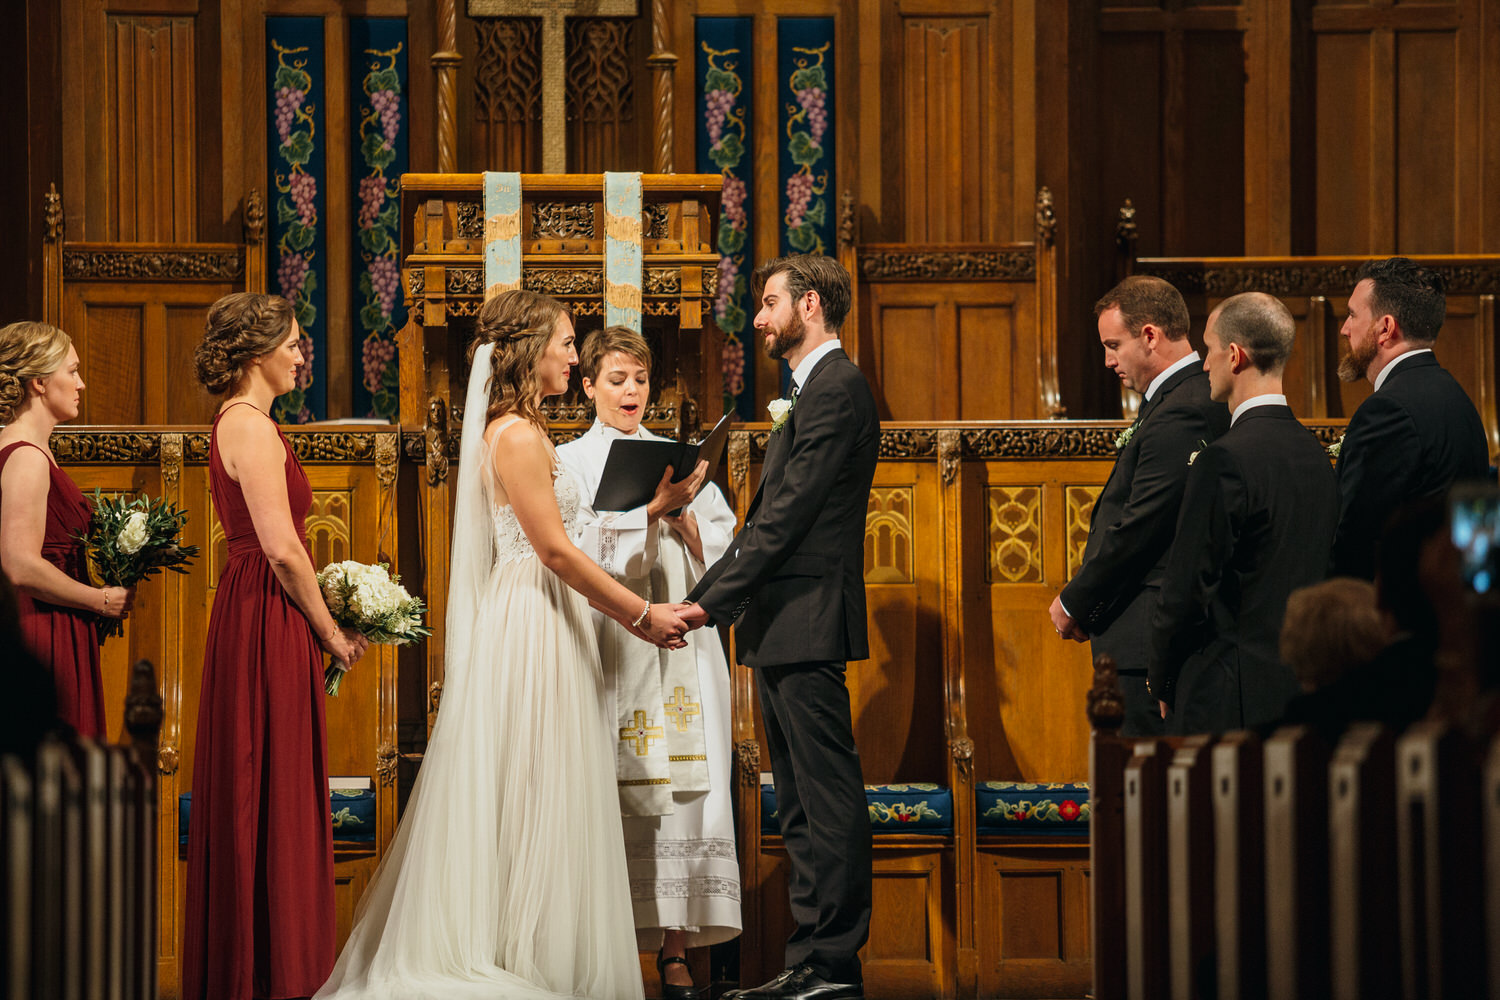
[646,460,709,523]
[1047,595,1087,642]
[98,585,137,620]
[675,602,710,630]
[631,603,691,650]
[322,626,370,668]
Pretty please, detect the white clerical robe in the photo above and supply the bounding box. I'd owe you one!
[557,420,742,948]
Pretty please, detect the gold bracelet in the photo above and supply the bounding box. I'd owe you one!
[101,590,110,612]
[324,624,340,642]
[631,602,650,629]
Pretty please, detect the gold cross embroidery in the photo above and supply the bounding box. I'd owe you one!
[620,710,665,756]
[663,686,701,733]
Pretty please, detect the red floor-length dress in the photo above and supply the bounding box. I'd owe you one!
[182,404,334,1000]
[0,440,104,737]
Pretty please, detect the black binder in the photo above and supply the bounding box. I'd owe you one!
[591,412,734,512]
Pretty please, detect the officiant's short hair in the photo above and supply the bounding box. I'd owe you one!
[1093,275,1190,341]
[579,326,652,382]
[754,254,851,332]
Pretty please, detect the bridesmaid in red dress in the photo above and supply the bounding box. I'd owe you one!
[0,320,135,737]
[182,293,368,1000]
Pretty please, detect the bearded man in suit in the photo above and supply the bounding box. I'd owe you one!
[679,254,878,1000]
[1332,256,1492,580]
[1049,276,1230,736]
[1150,292,1339,734]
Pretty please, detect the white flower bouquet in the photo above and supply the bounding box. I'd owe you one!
[79,491,200,638]
[317,560,431,695]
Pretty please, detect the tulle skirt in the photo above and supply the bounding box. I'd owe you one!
[315,555,645,1000]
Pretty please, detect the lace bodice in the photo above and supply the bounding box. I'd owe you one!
[490,466,582,565]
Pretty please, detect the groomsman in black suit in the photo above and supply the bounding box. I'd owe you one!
[1150,293,1339,735]
[681,255,878,1000]
[1331,256,1491,579]
[1049,276,1229,736]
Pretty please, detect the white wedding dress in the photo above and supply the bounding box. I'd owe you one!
[316,352,645,1000]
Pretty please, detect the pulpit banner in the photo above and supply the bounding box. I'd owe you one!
[483,171,523,299]
[777,18,835,259]
[267,17,328,423]
[603,171,644,331]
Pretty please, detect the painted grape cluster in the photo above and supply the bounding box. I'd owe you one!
[702,43,751,415]
[783,43,831,254]
[353,45,406,420]
[270,39,318,423]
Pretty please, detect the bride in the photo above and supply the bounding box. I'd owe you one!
[316,290,688,1000]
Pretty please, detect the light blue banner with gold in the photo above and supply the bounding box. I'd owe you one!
[603,171,644,331]
[483,171,522,299]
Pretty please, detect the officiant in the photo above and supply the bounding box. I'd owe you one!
[557,326,742,999]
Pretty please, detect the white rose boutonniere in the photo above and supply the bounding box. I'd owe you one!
[117,510,151,555]
[1327,433,1344,459]
[768,397,794,433]
[1188,438,1208,466]
[1115,424,1136,452]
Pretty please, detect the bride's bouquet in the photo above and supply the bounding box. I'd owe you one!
[79,490,200,638]
[316,560,431,695]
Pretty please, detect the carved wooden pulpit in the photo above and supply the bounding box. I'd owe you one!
[396,173,722,718]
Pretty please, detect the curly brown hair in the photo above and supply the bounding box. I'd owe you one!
[194,293,296,395]
[0,321,72,423]
[471,289,571,428]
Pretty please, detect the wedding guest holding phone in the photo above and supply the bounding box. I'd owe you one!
[0,320,134,737]
[182,293,369,1000]
[558,326,742,999]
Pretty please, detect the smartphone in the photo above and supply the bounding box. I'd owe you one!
[1450,483,1500,595]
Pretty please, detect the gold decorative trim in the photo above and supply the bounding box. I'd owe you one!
[456,201,484,239]
[376,742,399,786]
[375,432,399,487]
[532,201,596,239]
[244,188,267,244]
[735,739,761,787]
[859,249,1034,282]
[62,248,245,281]
[160,432,184,489]
[1065,485,1101,580]
[949,736,974,781]
[1035,187,1057,248]
[937,428,961,485]
[985,486,1043,584]
[864,488,914,584]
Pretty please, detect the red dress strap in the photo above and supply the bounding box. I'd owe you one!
[0,439,53,473]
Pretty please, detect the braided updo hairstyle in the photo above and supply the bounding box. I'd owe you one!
[0,322,72,423]
[193,293,295,395]
[471,289,570,428]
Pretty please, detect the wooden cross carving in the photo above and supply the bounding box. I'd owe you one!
[468,0,640,172]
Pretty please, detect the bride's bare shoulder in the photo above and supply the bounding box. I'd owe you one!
[484,415,548,461]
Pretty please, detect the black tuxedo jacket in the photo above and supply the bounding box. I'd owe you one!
[1332,352,1491,579]
[1150,405,1339,734]
[688,348,879,668]
[1061,365,1230,671]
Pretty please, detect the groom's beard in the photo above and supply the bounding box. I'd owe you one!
[1337,334,1378,383]
[764,310,806,361]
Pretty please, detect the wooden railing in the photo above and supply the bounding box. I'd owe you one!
[1088,655,1494,1000]
[2,659,163,999]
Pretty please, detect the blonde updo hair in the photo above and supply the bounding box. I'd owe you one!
[0,321,72,423]
[194,293,295,395]
[471,289,570,428]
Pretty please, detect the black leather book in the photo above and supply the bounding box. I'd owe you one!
[591,412,733,512]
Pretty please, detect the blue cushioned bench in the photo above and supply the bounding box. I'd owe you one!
[178,789,377,847]
[761,782,954,836]
[975,781,1090,837]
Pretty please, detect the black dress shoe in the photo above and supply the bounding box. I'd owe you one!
[656,950,700,1000]
[737,964,864,1000]
[723,966,801,999]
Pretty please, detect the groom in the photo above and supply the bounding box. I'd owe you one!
[679,254,878,1000]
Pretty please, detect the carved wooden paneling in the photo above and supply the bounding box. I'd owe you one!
[1308,0,1482,254]
[865,486,915,584]
[863,277,1038,420]
[473,18,543,171]
[896,15,1003,242]
[565,17,635,172]
[975,849,1092,998]
[306,491,354,567]
[985,486,1043,585]
[1064,485,1099,581]
[105,15,197,242]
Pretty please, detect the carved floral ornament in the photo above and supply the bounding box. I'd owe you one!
[63,249,246,281]
[1138,262,1500,297]
[858,249,1034,282]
